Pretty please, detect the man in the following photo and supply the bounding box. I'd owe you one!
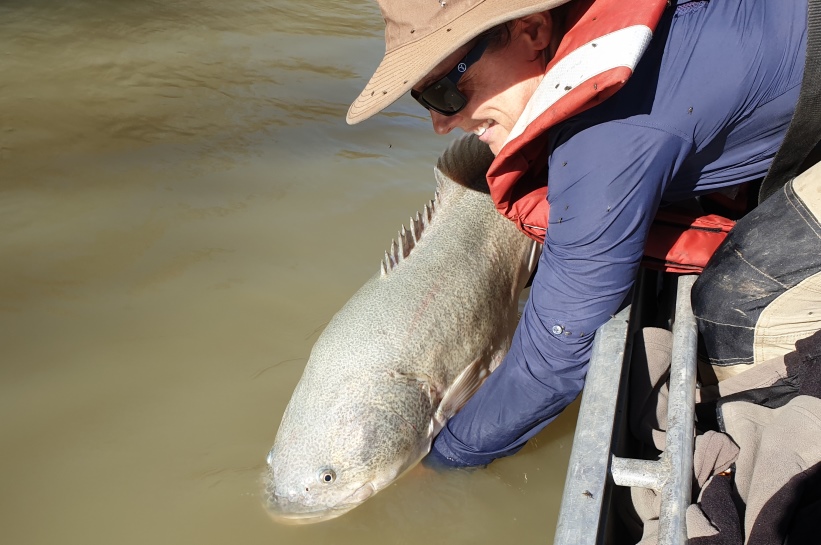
[346,0,817,467]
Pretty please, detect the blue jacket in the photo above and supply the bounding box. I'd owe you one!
[430,0,808,467]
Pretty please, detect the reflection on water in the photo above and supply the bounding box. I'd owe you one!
[0,2,577,544]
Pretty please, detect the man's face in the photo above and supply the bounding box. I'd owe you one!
[412,15,554,155]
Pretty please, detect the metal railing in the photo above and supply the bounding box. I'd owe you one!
[553,275,698,545]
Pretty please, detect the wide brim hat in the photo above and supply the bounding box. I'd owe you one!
[346,0,573,125]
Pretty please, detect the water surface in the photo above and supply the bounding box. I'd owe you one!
[0,2,578,544]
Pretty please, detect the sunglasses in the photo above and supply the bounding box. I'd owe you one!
[411,38,489,116]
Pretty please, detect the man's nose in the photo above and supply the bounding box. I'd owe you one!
[430,110,462,135]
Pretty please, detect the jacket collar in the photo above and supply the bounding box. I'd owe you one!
[486,0,668,241]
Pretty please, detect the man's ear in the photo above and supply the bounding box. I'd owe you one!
[515,12,554,52]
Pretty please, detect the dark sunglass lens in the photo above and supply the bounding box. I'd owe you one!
[421,81,465,114]
[440,87,465,113]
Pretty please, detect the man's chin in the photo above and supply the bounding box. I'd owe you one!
[477,127,507,156]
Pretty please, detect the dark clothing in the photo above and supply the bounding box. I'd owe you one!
[431,0,808,467]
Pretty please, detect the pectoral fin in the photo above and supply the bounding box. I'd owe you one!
[433,357,491,434]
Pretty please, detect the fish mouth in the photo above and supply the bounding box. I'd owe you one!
[266,505,354,525]
[264,482,377,525]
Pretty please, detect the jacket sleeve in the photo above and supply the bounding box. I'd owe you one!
[429,121,692,467]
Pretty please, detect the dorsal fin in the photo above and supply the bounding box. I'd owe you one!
[435,133,495,194]
[380,135,494,277]
[380,199,435,276]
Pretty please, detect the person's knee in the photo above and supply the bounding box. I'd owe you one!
[694,171,821,371]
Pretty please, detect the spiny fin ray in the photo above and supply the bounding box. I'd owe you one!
[380,134,494,277]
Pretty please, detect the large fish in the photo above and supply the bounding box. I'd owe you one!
[263,134,541,524]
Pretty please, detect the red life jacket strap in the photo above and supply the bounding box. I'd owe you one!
[643,209,735,274]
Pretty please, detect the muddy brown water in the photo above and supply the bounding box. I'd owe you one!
[0,1,579,544]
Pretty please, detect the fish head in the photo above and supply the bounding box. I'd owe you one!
[263,376,433,524]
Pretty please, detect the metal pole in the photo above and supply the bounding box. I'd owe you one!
[657,275,697,545]
[553,303,632,545]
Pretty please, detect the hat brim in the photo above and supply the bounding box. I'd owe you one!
[346,0,572,125]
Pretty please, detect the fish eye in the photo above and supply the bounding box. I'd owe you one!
[318,468,336,484]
